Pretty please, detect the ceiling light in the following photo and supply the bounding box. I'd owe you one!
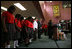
[1,6,7,11]
[39,1,44,3]
[46,1,49,2]
[50,1,52,2]
[14,3,26,11]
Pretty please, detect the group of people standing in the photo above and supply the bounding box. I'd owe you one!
[1,5,42,48]
[1,5,55,48]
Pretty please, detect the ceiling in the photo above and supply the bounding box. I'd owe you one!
[1,1,44,19]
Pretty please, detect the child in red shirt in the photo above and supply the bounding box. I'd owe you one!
[14,14,22,48]
[1,5,16,48]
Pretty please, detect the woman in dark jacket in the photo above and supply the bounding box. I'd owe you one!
[48,20,53,39]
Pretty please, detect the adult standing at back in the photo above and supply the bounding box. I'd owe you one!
[33,18,38,40]
[37,20,42,39]
[48,20,53,39]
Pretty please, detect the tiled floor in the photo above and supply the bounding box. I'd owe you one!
[18,33,71,48]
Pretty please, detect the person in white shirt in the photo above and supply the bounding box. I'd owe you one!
[33,18,38,40]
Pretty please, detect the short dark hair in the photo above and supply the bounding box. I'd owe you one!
[20,16,24,20]
[7,5,16,13]
[27,16,32,19]
[49,20,52,22]
[15,14,21,19]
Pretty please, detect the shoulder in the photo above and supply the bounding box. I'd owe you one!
[3,11,8,13]
[2,11,7,15]
[2,11,9,17]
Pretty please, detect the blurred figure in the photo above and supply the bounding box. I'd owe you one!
[14,14,22,48]
[37,20,42,39]
[1,5,16,48]
[28,16,34,43]
[42,24,48,36]
[22,16,33,47]
[58,20,62,31]
[48,20,53,39]
[19,16,24,44]
[33,18,38,40]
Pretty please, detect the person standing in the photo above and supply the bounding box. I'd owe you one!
[22,17,33,47]
[37,20,42,39]
[44,24,48,36]
[14,14,22,48]
[33,18,38,40]
[22,18,29,46]
[28,17,34,43]
[1,5,16,48]
[19,16,24,44]
[48,20,53,39]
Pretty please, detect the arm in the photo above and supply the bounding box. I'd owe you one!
[1,15,8,32]
[15,23,21,31]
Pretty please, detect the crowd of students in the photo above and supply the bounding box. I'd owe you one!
[1,5,45,48]
[1,5,67,48]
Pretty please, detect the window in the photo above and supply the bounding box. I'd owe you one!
[62,1,71,8]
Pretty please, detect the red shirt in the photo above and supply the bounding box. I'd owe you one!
[15,18,21,28]
[28,20,33,28]
[42,24,47,29]
[42,25,44,29]
[23,20,28,27]
[2,11,14,24]
[44,25,47,28]
[23,20,33,28]
[20,20,24,28]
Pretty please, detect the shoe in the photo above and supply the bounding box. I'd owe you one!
[14,46,16,48]
[29,39,32,43]
[16,45,19,47]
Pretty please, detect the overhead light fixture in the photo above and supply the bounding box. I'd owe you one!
[46,1,49,2]
[14,3,26,11]
[39,1,44,3]
[50,1,52,2]
[32,17,35,19]
[46,1,52,2]
[1,6,7,11]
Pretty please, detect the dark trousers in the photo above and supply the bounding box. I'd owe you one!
[18,30,23,44]
[33,29,38,40]
[24,27,30,44]
[48,30,53,39]
[44,29,47,36]
[38,28,42,39]
[29,28,33,39]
